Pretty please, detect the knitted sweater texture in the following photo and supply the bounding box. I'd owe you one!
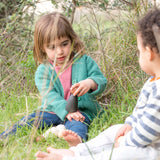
[35,55,107,121]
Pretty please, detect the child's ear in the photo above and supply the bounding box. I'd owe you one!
[146,46,154,60]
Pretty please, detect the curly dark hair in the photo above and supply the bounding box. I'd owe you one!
[137,8,160,53]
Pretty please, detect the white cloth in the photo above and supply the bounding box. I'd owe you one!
[63,78,160,160]
[63,124,160,160]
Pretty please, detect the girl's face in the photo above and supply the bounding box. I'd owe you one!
[137,33,153,76]
[44,37,72,67]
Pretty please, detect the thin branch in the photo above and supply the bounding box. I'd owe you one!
[89,4,107,75]
[70,0,76,24]
[119,0,134,7]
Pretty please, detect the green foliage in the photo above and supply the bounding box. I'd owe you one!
[0,0,22,20]
[50,0,155,18]
[0,0,36,94]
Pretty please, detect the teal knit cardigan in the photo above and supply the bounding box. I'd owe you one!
[35,54,107,121]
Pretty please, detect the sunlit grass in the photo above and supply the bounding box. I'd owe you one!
[0,80,139,159]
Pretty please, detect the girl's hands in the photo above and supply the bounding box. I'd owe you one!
[70,79,97,97]
[114,124,132,147]
[66,111,85,122]
[66,79,96,122]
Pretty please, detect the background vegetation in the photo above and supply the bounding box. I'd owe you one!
[0,0,158,159]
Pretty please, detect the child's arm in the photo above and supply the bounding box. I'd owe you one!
[115,124,132,140]
[71,55,107,97]
[114,124,132,147]
[35,64,68,121]
[85,56,107,96]
[119,94,160,147]
[70,79,97,97]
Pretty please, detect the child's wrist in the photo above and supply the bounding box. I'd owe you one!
[88,79,97,90]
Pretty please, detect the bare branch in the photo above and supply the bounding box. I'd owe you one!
[119,0,134,8]
[70,0,76,24]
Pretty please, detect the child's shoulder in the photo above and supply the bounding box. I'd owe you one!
[35,62,53,74]
[77,54,94,62]
[152,78,160,89]
[74,54,98,67]
[37,62,52,69]
[145,76,160,94]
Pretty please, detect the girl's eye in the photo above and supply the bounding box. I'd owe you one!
[62,42,68,47]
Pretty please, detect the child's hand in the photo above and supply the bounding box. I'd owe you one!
[70,79,97,97]
[66,111,85,122]
[115,124,132,144]
[114,136,124,148]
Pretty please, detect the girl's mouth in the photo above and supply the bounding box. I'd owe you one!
[57,57,65,61]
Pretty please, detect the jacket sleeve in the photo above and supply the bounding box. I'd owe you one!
[120,92,160,147]
[86,56,107,96]
[35,64,68,121]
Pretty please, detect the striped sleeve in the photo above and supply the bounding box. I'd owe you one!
[120,81,160,147]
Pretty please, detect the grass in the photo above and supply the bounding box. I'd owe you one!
[0,92,69,159]
[0,80,140,159]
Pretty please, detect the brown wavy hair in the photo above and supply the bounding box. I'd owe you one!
[33,12,85,65]
[137,8,160,54]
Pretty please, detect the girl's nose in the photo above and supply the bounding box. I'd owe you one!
[56,46,63,55]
